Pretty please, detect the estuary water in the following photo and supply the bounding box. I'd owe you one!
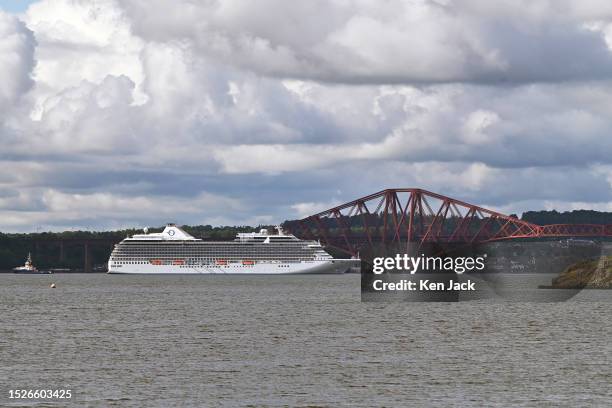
[1,273,611,407]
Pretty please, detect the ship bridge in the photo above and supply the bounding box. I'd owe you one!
[128,224,200,241]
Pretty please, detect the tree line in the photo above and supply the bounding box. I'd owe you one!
[1,210,611,270]
[0,225,273,270]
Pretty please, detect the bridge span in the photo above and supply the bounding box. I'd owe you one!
[284,188,612,256]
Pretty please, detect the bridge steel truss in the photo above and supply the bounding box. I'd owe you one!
[287,189,612,256]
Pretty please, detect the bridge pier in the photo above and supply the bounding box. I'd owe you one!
[29,238,119,272]
[84,242,91,273]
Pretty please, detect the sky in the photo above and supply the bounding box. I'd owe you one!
[0,0,35,12]
[1,0,612,232]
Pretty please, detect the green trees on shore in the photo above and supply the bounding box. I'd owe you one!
[0,225,272,270]
[522,210,612,225]
[1,209,611,270]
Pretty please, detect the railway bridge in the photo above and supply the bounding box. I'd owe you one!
[284,188,612,256]
[26,237,120,272]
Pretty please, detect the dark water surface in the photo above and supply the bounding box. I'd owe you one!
[1,274,611,407]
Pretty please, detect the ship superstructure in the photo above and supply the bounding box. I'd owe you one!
[13,253,52,274]
[107,224,351,274]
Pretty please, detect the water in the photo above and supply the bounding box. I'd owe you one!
[1,273,611,407]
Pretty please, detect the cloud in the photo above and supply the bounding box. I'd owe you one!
[122,0,612,84]
[213,82,612,175]
[291,200,344,218]
[0,10,35,114]
[461,109,500,144]
[0,0,611,231]
[25,0,145,101]
[0,188,254,231]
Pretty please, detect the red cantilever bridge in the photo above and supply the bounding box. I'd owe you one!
[284,188,612,256]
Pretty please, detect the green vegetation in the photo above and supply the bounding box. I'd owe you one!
[1,208,611,271]
[522,209,612,225]
[548,256,612,289]
[0,225,273,271]
[284,209,612,241]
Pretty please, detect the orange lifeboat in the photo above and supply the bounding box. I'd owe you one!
[150,259,162,265]
[215,259,227,265]
[173,259,185,265]
[242,260,255,266]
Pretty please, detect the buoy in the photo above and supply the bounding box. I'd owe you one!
[50,283,56,288]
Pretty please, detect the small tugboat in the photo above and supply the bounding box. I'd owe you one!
[13,253,52,274]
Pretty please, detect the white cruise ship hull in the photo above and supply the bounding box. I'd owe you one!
[108,225,360,275]
[108,260,351,275]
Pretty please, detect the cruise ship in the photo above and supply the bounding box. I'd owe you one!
[107,224,353,274]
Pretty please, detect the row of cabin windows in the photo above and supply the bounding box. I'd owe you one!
[113,263,293,268]
[113,257,312,264]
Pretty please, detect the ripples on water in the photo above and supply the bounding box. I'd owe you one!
[1,274,611,407]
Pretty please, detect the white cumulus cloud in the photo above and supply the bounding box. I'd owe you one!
[0,0,611,231]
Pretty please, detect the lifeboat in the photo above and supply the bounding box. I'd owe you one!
[215,259,227,265]
[242,260,255,265]
[173,259,185,265]
[150,259,162,265]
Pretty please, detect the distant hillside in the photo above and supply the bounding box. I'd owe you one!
[2,210,612,271]
[0,225,273,270]
[283,209,612,231]
[521,210,612,225]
